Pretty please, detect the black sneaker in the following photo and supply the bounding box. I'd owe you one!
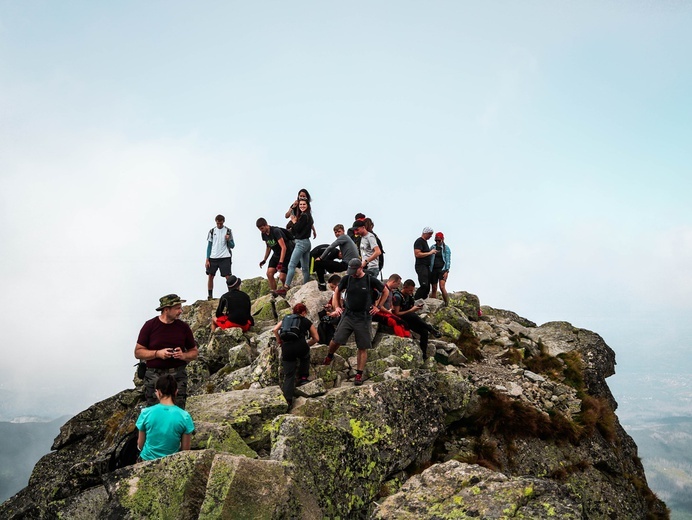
[431,327,442,338]
[296,378,309,387]
[318,283,327,291]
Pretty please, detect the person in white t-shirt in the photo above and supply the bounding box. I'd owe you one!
[205,214,234,300]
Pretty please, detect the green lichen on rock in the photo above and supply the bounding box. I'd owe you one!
[251,294,276,323]
[439,321,461,341]
[349,418,393,447]
[191,421,257,458]
[106,450,214,519]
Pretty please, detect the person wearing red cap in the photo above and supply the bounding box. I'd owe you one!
[430,232,452,306]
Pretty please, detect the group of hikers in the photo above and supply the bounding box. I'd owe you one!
[133,188,453,461]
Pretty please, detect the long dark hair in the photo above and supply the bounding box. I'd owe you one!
[297,189,312,203]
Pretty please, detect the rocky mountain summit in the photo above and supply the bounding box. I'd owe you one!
[1,277,668,519]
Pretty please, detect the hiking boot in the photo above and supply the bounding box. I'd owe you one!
[207,296,214,301]
[318,283,327,291]
[431,327,442,338]
[354,373,363,386]
[296,377,309,387]
[323,355,334,366]
[272,288,288,297]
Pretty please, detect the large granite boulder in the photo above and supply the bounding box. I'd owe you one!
[0,289,668,520]
[372,460,583,519]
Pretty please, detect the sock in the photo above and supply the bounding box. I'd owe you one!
[208,289,213,298]
[356,370,363,376]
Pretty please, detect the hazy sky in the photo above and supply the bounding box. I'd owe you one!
[1,1,690,419]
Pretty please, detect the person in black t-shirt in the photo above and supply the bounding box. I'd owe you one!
[413,226,437,299]
[323,259,388,386]
[393,279,441,359]
[273,303,319,406]
[212,276,254,332]
[257,217,294,292]
[285,199,314,289]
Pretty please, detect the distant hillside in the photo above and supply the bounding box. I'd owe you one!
[0,417,69,503]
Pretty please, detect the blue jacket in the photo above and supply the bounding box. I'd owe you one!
[429,243,451,271]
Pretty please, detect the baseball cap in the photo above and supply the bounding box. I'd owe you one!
[346,258,362,275]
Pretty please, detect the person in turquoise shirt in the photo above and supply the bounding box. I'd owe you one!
[430,231,452,306]
[136,375,195,461]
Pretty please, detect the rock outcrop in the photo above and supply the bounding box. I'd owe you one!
[0,279,669,519]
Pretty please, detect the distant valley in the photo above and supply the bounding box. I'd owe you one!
[0,417,68,503]
[612,370,692,520]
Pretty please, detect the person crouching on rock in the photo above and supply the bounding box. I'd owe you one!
[212,276,254,332]
[273,303,319,407]
[136,375,195,462]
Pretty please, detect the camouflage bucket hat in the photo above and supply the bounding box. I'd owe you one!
[156,293,186,311]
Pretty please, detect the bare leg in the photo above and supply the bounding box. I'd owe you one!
[207,274,214,291]
[439,276,449,305]
[327,340,341,357]
[430,282,438,299]
[356,349,367,371]
[266,267,278,291]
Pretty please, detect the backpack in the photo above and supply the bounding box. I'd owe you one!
[279,314,303,341]
[345,273,378,312]
[372,232,385,271]
[209,226,235,253]
[277,226,295,243]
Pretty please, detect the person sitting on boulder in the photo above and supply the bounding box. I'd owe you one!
[313,224,359,291]
[372,273,410,338]
[136,374,195,461]
[393,279,442,359]
[273,303,319,407]
[212,276,254,331]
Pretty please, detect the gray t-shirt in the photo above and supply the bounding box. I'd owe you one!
[321,234,359,263]
[359,232,379,271]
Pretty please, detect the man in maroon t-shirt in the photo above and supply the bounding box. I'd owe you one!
[134,294,198,409]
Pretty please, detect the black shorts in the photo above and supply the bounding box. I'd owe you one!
[430,269,449,284]
[207,257,232,277]
[268,248,292,274]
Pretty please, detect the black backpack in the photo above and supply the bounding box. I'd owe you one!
[372,232,385,271]
[276,226,295,243]
[279,314,302,341]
